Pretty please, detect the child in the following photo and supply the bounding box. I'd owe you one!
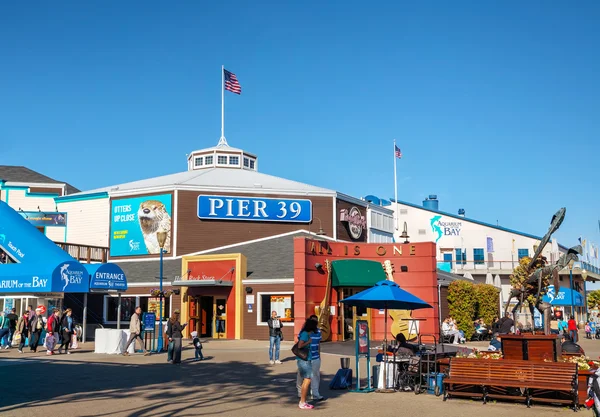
[592,320,598,340]
[586,322,592,339]
[191,331,204,361]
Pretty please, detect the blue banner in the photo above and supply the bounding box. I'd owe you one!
[197,195,312,223]
[110,194,173,257]
[0,261,89,293]
[542,285,584,307]
[87,263,128,291]
[19,212,66,227]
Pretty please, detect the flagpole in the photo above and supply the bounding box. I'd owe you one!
[221,65,225,141]
[393,139,398,231]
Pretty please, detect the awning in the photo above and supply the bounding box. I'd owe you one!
[172,279,233,287]
[542,285,584,307]
[86,263,128,291]
[0,260,89,294]
[330,260,386,287]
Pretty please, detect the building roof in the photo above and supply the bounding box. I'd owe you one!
[115,231,325,283]
[67,167,336,197]
[0,165,80,194]
[391,197,570,251]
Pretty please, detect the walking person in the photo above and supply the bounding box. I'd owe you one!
[58,308,74,355]
[123,306,150,356]
[191,331,204,361]
[296,317,318,410]
[268,311,283,365]
[166,310,187,364]
[0,312,10,349]
[29,308,44,352]
[6,308,18,347]
[297,315,325,402]
[15,312,29,353]
[568,315,579,343]
[45,309,60,355]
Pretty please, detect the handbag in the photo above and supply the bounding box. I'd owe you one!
[292,342,308,360]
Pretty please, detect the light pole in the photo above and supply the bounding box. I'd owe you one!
[582,269,588,322]
[157,228,168,352]
[568,259,575,319]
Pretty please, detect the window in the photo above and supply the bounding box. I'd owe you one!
[229,156,239,165]
[518,249,529,260]
[217,155,228,164]
[259,293,294,323]
[443,253,453,269]
[455,249,466,265]
[243,157,249,167]
[194,157,203,167]
[473,248,484,265]
[205,155,213,165]
[249,159,255,169]
[105,295,171,322]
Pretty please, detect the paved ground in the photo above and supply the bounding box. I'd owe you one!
[0,334,596,417]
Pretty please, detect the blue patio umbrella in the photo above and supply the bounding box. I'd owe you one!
[340,280,432,391]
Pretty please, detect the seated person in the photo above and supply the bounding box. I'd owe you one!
[487,333,502,351]
[389,332,418,355]
[561,334,584,355]
[442,317,461,344]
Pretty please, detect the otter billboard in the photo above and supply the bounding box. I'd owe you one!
[110,194,173,257]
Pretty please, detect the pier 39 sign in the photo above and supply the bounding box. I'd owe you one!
[197,195,312,223]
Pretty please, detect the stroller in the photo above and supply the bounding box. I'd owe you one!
[396,354,421,392]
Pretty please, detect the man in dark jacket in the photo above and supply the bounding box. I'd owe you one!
[29,308,44,352]
[497,314,514,334]
[561,334,584,354]
[267,311,283,365]
[6,308,18,347]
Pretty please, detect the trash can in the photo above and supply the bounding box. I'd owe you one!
[372,365,379,386]
[427,372,444,396]
[340,357,351,369]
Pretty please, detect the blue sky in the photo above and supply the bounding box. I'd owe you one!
[1,1,599,249]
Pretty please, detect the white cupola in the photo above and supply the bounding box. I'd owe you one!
[186,137,258,172]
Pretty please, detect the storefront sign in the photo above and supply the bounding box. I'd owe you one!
[308,240,418,257]
[197,195,312,223]
[19,212,66,227]
[340,207,366,240]
[110,194,173,257]
[89,263,128,291]
[188,260,236,281]
[430,215,462,243]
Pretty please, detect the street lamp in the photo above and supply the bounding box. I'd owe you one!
[157,228,168,352]
[582,269,589,322]
[568,259,575,319]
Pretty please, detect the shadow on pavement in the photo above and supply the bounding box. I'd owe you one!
[0,355,350,415]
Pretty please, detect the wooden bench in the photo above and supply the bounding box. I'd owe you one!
[443,358,578,410]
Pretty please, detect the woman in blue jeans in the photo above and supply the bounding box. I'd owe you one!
[297,318,318,410]
[267,311,283,364]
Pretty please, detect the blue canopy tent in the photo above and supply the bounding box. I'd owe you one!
[341,280,432,392]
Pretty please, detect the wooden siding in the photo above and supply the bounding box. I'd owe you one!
[336,198,368,242]
[29,187,63,195]
[176,191,334,255]
[58,197,110,247]
[242,283,295,340]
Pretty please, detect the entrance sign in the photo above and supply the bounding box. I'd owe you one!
[197,195,312,223]
[88,263,128,291]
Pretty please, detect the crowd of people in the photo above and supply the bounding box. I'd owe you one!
[0,305,78,354]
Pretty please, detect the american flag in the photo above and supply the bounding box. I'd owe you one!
[394,145,402,159]
[224,69,241,94]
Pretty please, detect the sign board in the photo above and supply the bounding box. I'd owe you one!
[356,320,369,356]
[248,304,253,313]
[89,263,128,291]
[4,298,14,314]
[246,294,255,304]
[197,195,312,223]
[37,305,47,315]
[19,212,66,227]
[143,312,156,331]
[110,194,173,257]
[340,207,366,240]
